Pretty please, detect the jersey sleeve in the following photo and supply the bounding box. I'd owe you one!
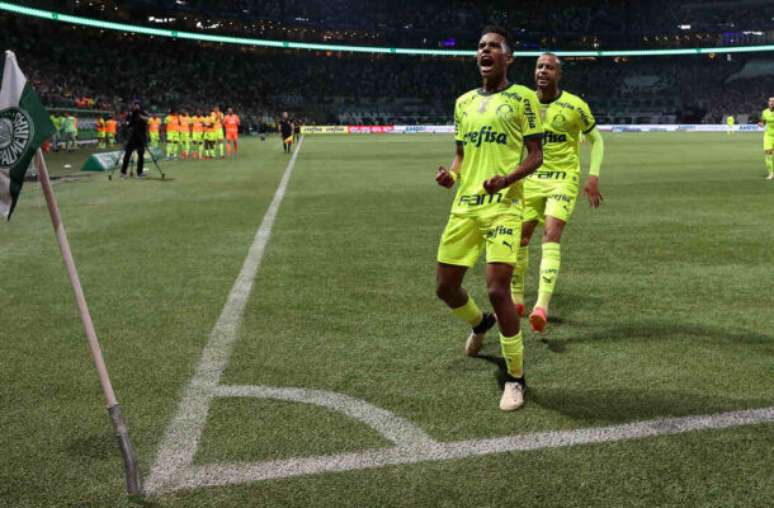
[577,99,597,134]
[520,92,543,140]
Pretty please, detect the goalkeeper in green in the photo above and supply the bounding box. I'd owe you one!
[511,53,605,333]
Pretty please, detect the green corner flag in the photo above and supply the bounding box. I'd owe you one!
[0,50,56,220]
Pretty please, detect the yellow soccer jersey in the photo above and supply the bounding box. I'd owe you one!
[453,84,543,216]
[761,109,774,136]
[530,91,596,182]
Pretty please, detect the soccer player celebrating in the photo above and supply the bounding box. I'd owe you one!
[511,53,605,333]
[224,107,240,158]
[435,26,543,411]
[758,97,774,180]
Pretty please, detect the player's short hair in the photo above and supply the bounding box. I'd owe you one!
[480,25,512,54]
[540,52,563,69]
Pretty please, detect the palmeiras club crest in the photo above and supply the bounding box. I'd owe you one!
[0,108,35,171]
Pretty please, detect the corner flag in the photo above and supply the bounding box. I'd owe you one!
[0,50,55,220]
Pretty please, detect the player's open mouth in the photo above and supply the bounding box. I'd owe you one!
[479,55,495,71]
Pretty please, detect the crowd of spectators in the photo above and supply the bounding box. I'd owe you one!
[24,0,774,50]
[3,13,774,126]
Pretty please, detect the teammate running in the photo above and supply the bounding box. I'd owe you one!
[511,53,605,333]
[758,97,774,180]
[224,107,240,158]
[435,26,543,411]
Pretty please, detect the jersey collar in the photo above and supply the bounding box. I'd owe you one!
[538,89,563,104]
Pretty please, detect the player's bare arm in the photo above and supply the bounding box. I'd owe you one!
[436,142,464,188]
[583,128,605,207]
[483,137,542,194]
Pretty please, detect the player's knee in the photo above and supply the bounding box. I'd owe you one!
[435,280,458,301]
[486,282,510,306]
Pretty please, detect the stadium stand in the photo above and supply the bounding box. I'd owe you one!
[3,1,774,125]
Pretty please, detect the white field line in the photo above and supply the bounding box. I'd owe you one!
[145,135,774,496]
[145,139,305,494]
[170,406,774,492]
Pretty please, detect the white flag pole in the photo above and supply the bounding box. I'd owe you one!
[34,149,142,498]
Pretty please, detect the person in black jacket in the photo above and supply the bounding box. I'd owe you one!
[120,101,150,178]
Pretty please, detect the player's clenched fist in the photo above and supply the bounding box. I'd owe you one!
[483,175,510,194]
[435,166,456,188]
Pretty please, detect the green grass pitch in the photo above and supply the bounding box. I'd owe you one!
[1,133,773,506]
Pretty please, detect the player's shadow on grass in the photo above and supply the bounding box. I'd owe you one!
[476,354,517,391]
[527,386,773,424]
[554,321,774,348]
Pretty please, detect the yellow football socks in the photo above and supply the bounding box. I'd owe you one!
[511,245,529,305]
[499,331,524,378]
[537,242,561,311]
[451,296,484,327]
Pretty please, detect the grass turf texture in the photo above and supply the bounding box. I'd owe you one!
[0,133,772,506]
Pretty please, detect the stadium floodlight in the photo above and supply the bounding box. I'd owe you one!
[2,1,774,57]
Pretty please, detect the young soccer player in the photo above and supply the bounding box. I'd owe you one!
[435,26,543,411]
[758,97,774,180]
[511,53,605,332]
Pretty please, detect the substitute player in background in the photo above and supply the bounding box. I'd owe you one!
[179,109,192,159]
[148,113,161,149]
[164,109,180,160]
[212,106,226,159]
[758,97,774,180]
[105,115,117,147]
[726,114,735,135]
[435,26,543,411]
[511,53,605,333]
[224,107,240,158]
[279,112,293,153]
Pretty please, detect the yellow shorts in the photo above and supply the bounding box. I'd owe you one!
[764,135,774,151]
[166,132,179,142]
[523,174,579,224]
[437,212,521,268]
